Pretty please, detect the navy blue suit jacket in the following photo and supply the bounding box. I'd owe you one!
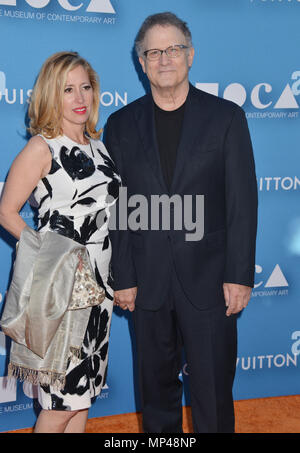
[105,84,258,310]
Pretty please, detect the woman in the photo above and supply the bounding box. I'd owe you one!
[0,52,120,432]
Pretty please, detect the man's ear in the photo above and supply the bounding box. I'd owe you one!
[139,56,146,74]
[188,47,195,68]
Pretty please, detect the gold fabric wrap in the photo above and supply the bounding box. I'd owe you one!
[0,226,105,390]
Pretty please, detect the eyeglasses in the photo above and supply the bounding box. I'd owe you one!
[143,45,189,61]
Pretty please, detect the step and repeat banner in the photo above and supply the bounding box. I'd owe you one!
[0,0,300,432]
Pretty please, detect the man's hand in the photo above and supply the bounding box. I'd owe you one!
[223,283,252,317]
[114,287,137,312]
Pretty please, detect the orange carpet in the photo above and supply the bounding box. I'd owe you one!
[5,396,300,433]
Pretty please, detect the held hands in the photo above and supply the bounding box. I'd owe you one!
[114,287,137,312]
[223,283,252,317]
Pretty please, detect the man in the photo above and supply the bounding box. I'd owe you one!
[105,12,257,433]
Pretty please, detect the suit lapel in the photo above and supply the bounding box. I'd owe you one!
[134,85,207,194]
[134,95,168,192]
[170,85,205,193]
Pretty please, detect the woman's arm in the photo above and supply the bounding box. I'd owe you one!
[0,136,52,240]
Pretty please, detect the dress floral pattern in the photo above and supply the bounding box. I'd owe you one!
[32,134,120,411]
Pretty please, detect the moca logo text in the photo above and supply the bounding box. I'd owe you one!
[252,264,289,298]
[196,72,300,114]
[0,0,115,14]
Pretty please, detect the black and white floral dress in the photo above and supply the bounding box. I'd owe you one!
[32,134,120,411]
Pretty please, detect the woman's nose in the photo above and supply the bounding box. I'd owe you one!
[75,89,84,103]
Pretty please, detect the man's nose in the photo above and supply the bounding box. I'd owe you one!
[159,51,170,64]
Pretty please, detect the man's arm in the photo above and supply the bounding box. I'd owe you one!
[223,106,258,315]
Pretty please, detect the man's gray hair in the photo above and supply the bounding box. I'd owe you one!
[135,12,193,57]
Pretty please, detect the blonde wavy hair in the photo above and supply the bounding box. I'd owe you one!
[28,51,101,139]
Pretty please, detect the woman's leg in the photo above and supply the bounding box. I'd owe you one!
[64,409,89,433]
[34,408,88,433]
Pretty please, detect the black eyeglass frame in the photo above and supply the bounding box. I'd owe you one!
[143,44,189,60]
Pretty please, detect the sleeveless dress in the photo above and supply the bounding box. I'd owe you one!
[31,134,120,411]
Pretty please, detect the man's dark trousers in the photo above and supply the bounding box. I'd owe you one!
[133,261,237,434]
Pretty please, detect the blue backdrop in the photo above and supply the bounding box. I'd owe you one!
[0,0,300,432]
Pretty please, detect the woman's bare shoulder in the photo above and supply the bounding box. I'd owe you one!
[20,135,51,162]
[26,135,49,152]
